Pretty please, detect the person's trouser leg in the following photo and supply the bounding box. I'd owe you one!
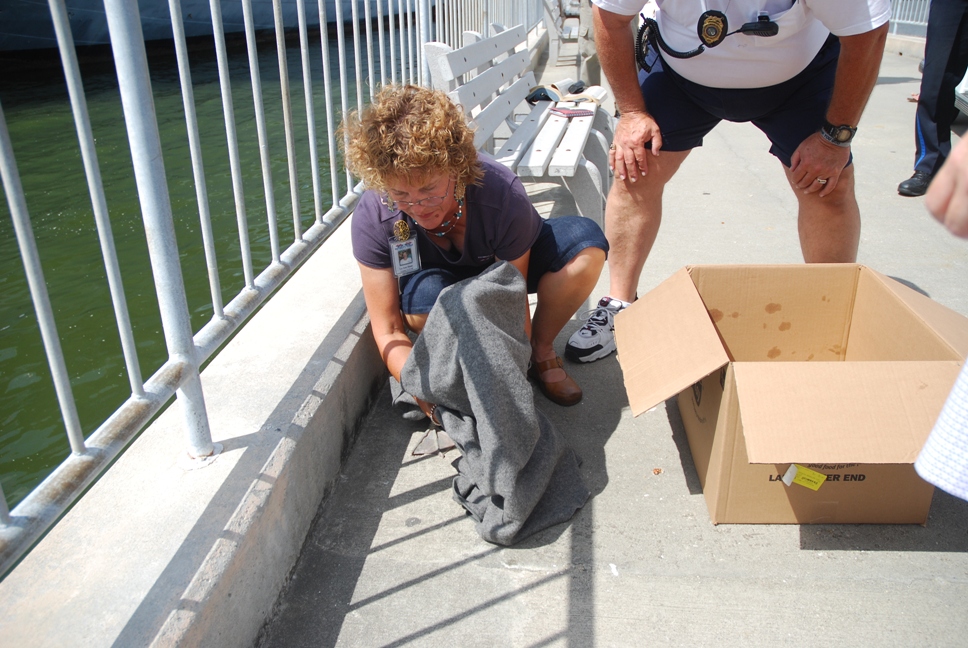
[578,0,601,86]
[915,0,968,175]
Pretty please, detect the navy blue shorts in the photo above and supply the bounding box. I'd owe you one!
[642,34,846,168]
[398,215,608,315]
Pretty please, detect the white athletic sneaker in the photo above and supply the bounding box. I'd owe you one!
[565,296,630,363]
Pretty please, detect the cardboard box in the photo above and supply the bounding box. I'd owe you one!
[614,264,968,524]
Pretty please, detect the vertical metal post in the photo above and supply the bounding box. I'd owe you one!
[273,0,303,241]
[0,483,9,525]
[0,100,87,456]
[376,0,387,86]
[351,0,364,110]
[419,0,432,85]
[317,0,340,204]
[335,0,352,188]
[210,0,255,289]
[167,0,224,320]
[242,0,282,264]
[102,0,215,458]
[388,0,398,85]
[50,0,147,397]
[364,0,376,101]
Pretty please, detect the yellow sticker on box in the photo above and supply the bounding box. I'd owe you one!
[781,464,827,491]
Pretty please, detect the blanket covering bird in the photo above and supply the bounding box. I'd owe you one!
[400,261,590,545]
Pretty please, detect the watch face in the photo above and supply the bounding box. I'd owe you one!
[835,128,852,142]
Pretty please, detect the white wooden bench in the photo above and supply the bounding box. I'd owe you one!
[424,24,613,224]
[543,0,578,67]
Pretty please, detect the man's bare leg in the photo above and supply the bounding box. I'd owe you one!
[606,149,691,301]
[566,149,690,363]
[785,163,861,263]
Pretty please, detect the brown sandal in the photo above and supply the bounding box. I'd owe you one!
[527,356,582,406]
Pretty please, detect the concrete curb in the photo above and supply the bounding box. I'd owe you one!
[155,313,387,647]
[886,33,925,59]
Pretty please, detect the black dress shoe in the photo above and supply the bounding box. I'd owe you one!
[898,171,932,197]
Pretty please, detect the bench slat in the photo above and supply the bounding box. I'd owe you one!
[448,49,531,115]
[464,72,537,149]
[494,102,554,170]
[518,113,569,176]
[437,25,528,81]
[549,112,595,176]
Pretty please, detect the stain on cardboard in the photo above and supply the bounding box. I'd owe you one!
[731,311,739,318]
[779,322,791,331]
[767,346,781,359]
[765,303,782,314]
[828,344,844,356]
[709,309,724,322]
[807,353,815,360]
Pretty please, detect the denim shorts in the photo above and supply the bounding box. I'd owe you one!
[398,215,608,315]
[641,34,846,168]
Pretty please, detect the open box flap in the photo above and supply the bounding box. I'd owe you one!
[734,360,963,464]
[865,268,968,359]
[615,267,729,416]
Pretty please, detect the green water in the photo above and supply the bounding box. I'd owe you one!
[0,33,380,507]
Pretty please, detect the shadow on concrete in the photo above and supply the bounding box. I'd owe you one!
[799,489,968,553]
[875,75,920,85]
[665,398,704,495]
[255,386,418,647]
[514,322,625,647]
[664,389,968,554]
[888,275,931,297]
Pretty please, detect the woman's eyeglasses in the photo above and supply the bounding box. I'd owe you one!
[387,178,452,209]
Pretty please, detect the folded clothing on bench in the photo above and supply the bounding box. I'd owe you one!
[550,107,596,118]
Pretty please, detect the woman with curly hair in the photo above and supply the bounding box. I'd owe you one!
[344,84,607,409]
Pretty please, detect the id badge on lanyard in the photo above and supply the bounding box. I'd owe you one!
[390,218,421,278]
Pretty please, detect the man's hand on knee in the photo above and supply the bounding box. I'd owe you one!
[790,133,851,197]
[611,111,663,182]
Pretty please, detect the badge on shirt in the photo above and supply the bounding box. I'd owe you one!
[393,219,411,242]
[390,219,421,277]
[698,10,727,47]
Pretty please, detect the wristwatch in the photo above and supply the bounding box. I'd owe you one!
[819,120,857,147]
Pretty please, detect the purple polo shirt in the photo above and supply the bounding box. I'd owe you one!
[351,156,541,274]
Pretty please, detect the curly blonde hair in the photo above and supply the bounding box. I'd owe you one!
[340,84,483,193]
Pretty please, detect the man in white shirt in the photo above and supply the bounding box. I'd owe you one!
[565,0,891,364]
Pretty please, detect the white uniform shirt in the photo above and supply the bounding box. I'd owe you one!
[591,0,891,88]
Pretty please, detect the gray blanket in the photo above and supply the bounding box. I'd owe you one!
[400,261,589,545]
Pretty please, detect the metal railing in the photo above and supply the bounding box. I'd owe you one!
[0,0,543,576]
[891,0,931,36]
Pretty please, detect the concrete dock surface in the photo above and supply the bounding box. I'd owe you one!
[258,37,968,647]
